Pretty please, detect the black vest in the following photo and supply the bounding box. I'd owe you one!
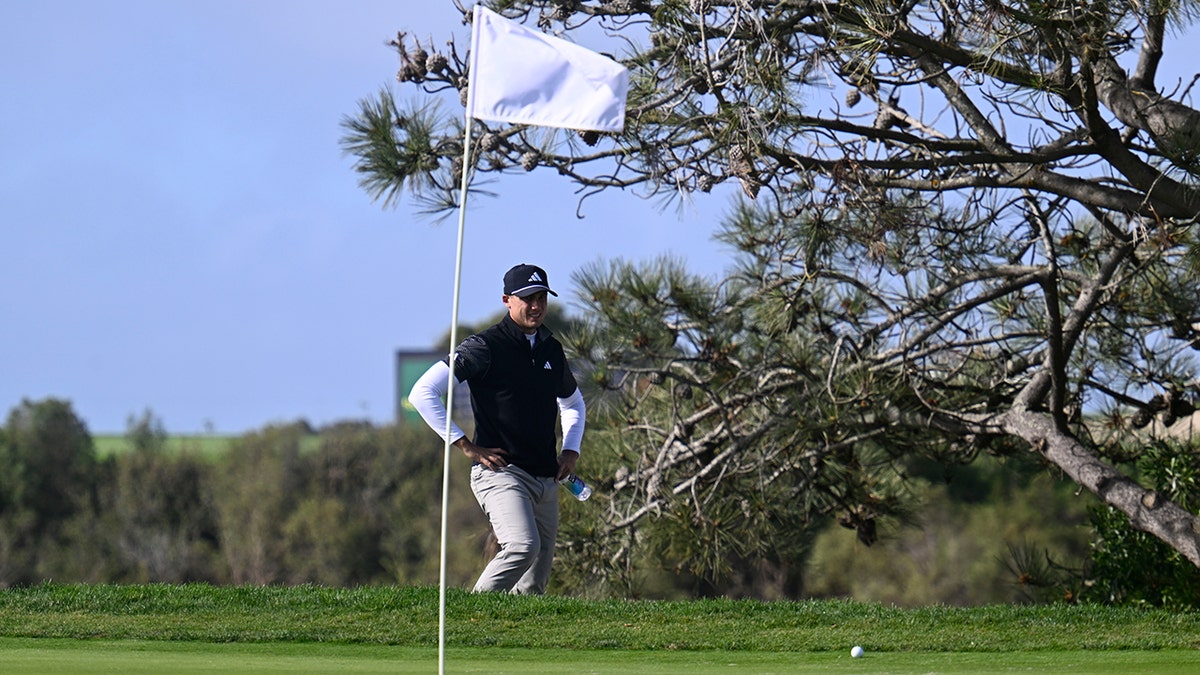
[452,315,578,477]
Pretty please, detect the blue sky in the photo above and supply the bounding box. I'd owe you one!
[0,1,732,434]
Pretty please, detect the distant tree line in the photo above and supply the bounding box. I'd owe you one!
[0,398,490,588]
[1,396,1196,607]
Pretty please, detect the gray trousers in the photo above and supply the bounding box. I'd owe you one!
[469,463,559,594]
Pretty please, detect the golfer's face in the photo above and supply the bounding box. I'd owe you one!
[504,291,547,334]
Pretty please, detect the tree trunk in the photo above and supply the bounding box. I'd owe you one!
[1003,407,1200,567]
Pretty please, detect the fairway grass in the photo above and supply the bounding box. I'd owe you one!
[1,640,1199,675]
[92,434,235,459]
[91,433,321,459]
[2,584,1199,673]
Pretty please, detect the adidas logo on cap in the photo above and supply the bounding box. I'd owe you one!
[504,263,558,298]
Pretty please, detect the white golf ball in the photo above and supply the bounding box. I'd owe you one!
[851,645,865,658]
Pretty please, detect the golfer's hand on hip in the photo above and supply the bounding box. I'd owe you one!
[455,437,508,470]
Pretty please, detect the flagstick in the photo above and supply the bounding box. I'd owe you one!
[438,111,474,675]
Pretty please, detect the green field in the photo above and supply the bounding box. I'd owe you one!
[92,434,323,459]
[1,584,1198,673]
[92,434,236,459]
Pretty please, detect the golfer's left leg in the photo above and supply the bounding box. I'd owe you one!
[471,465,541,593]
[512,477,559,595]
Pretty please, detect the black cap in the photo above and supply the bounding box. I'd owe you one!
[503,263,558,298]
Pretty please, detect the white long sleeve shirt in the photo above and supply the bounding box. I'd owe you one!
[409,359,586,453]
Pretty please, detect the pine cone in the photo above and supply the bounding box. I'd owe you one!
[697,174,716,193]
[480,132,500,152]
[426,52,448,74]
[1170,396,1195,420]
[409,48,428,79]
[728,146,760,199]
[728,145,751,176]
[1131,407,1154,429]
[739,177,761,199]
[579,130,601,146]
[552,2,574,22]
[874,96,911,130]
[846,88,861,107]
[855,518,878,546]
[520,151,540,171]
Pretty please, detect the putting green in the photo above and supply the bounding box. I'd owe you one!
[2,639,1199,674]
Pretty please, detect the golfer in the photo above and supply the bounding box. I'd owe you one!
[409,263,586,594]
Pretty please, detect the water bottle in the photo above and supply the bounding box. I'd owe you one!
[560,474,592,501]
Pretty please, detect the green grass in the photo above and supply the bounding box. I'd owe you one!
[92,434,323,459]
[1,584,1198,649]
[92,435,235,459]
[2,640,1197,674]
[1,584,1199,673]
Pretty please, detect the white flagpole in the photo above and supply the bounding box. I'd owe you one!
[436,4,628,670]
[438,8,487,673]
[438,99,474,675]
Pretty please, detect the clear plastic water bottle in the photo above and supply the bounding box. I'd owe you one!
[560,474,592,501]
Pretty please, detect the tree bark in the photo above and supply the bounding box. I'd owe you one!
[1003,407,1200,567]
[1093,55,1200,162]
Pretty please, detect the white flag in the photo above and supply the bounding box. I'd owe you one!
[466,5,629,132]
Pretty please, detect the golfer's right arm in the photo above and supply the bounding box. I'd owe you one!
[409,361,465,444]
[409,361,508,470]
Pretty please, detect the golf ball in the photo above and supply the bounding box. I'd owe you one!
[851,645,864,658]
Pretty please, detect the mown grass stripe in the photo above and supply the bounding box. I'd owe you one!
[1,584,1198,652]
